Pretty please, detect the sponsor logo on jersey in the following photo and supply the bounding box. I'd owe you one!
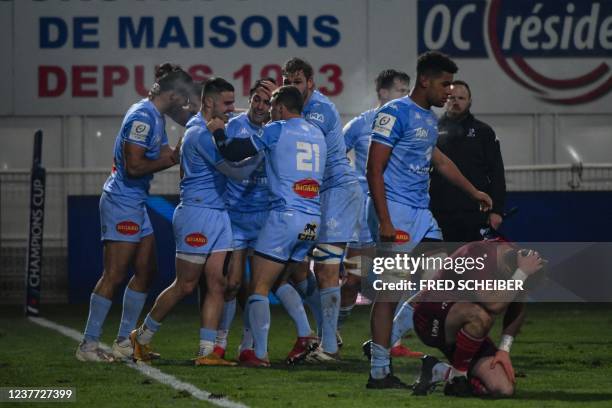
[116,221,140,235]
[298,222,318,241]
[128,121,150,142]
[293,178,320,198]
[395,229,411,243]
[185,233,208,247]
[373,112,397,138]
[415,127,429,139]
[307,112,325,123]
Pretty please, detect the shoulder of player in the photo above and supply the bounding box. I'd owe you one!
[305,92,339,124]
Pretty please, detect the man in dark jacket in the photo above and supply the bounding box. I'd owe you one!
[430,80,506,242]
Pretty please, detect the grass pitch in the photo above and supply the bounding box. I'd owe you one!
[1,303,611,407]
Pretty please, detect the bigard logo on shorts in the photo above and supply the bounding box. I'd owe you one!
[116,221,140,235]
[185,233,207,247]
[293,178,320,199]
[395,230,411,243]
[298,222,318,241]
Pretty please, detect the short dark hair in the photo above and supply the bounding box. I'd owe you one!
[272,86,304,114]
[375,69,410,93]
[202,77,234,102]
[282,57,314,79]
[451,79,471,98]
[152,62,192,94]
[416,51,458,78]
[249,77,276,97]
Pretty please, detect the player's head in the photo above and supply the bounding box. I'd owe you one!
[149,62,193,115]
[270,86,303,121]
[167,80,203,127]
[446,80,472,119]
[248,78,276,126]
[415,51,458,108]
[375,69,410,104]
[202,77,235,122]
[282,57,315,103]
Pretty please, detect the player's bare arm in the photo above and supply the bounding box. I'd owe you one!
[431,146,492,211]
[123,142,177,178]
[366,142,394,242]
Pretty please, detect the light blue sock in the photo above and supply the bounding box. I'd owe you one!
[248,294,270,359]
[320,286,341,353]
[370,342,391,379]
[337,305,354,328]
[219,299,237,331]
[240,302,254,351]
[275,283,311,337]
[83,293,112,343]
[143,313,161,332]
[200,327,216,342]
[295,273,323,333]
[391,301,414,345]
[116,287,147,341]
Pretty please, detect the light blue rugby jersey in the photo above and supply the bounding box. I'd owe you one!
[303,90,356,191]
[224,112,268,212]
[103,99,168,200]
[343,108,377,194]
[370,96,439,209]
[251,118,327,215]
[179,112,227,209]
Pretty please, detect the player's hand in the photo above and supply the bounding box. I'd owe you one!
[379,221,396,242]
[491,350,515,383]
[259,80,278,98]
[488,213,503,230]
[517,249,546,275]
[171,136,183,165]
[206,117,225,133]
[472,190,493,212]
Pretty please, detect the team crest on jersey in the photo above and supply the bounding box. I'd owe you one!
[298,222,318,241]
[128,121,150,142]
[116,221,140,235]
[293,179,320,198]
[185,233,207,247]
[373,113,396,138]
[395,230,411,243]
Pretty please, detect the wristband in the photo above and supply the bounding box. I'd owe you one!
[511,268,528,282]
[499,334,514,352]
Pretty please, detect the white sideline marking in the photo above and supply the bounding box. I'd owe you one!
[28,316,248,408]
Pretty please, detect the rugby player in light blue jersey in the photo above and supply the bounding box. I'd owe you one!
[212,86,327,367]
[282,58,363,362]
[365,52,492,389]
[76,63,192,363]
[131,78,253,366]
[215,78,272,360]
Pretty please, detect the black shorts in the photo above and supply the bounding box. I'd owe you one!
[413,301,497,370]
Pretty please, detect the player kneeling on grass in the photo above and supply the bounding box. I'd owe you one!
[213,86,327,367]
[410,240,546,397]
[131,78,255,366]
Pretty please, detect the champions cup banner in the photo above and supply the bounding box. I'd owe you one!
[3,0,612,115]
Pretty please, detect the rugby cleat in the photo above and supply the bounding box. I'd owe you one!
[362,339,372,360]
[286,336,319,365]
[336,331,344,349]
[366,373,410,390]
[129,329,154,363]
[444,375,473,397]
[304,346,341,363]
[412,355,441,396]
[239,352,271,368]
[75,341,115,363]
[212,345,226,359]
[391,344,424,358]
[112,339,161,361]
[193,352,237,366]
[238,348,256,363]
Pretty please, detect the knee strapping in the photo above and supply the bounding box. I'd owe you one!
[312,244,344,265]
